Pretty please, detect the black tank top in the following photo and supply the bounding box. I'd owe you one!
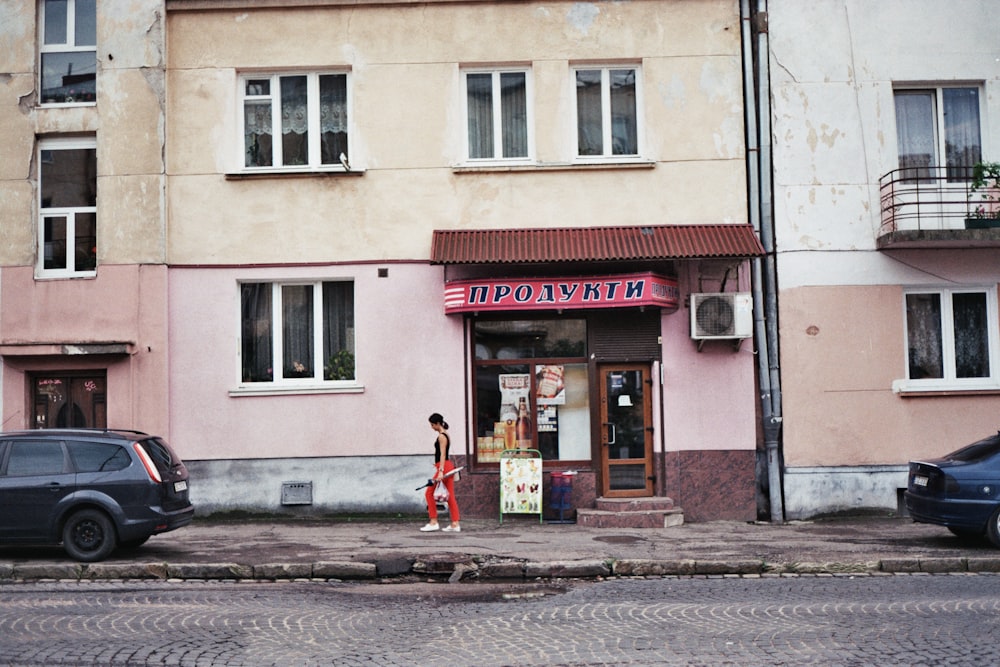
[434,432,450,465]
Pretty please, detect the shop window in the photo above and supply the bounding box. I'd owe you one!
[574,66,640,158]
[38,136,97,277]
[464,68,531,161]
[240,72,349,170]
[904,288,996,387]
[39,0,97,105]
[240,281,355,384]
[473,319,590,463]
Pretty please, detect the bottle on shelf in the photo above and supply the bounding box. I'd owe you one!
[516,395,532,449]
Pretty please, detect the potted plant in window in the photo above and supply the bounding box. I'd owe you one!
[965,161,1000,228]
[324,349,355,381]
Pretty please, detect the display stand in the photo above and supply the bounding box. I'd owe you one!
[499,449,543,524]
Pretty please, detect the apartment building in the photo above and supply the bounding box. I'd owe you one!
[162,0,764,521]
[767,0,1000,518]
[0,1,169,435]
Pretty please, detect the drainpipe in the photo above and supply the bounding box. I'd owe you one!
[741,0,784,522]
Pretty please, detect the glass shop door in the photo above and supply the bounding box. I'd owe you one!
[598,364,654,497]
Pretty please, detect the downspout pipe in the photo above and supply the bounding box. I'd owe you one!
[741,0,784,521]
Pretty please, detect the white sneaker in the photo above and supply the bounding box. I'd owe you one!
[442,525,461,533]
[419,523,440,532]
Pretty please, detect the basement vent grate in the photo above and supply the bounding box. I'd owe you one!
[281,481,313,505]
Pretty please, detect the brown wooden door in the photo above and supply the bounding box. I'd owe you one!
[32,373,107,429]
[598,363,654,497]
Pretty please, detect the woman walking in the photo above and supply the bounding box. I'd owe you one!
[421,413,461,532]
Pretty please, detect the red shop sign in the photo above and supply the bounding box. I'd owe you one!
[443,272,679,314]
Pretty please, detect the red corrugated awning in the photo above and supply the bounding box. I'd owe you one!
[431,224,764,264]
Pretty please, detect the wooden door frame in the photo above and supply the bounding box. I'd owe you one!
[597,362,654,498]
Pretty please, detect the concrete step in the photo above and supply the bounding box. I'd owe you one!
[577,497,684,529]
[594,497,676,512]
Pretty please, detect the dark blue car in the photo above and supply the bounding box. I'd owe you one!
[0,429,194,561]
[905,432,1000,546]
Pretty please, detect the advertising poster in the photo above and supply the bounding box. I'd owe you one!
[500,452,542,520]
[535,365,565,405]
[498,373,530,405]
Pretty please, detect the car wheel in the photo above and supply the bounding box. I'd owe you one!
[62,509,117,562]
[118,535,151,550]
[987,506,1000,548]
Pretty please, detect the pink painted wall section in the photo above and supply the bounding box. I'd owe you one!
[660,303,758,453]
[781,284,1000,467]
[0,265,170,434]
[167,263,466,461]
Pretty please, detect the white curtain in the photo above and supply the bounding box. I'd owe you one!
[894,91,936,182]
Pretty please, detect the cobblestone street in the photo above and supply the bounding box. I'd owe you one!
[2,573,999,666]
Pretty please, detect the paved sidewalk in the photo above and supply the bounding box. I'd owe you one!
[2,515,1000,582]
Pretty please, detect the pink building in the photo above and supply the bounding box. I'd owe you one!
[1,0,768,524]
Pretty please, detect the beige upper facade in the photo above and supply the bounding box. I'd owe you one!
[1,0,167,268]
[165,0,748,265]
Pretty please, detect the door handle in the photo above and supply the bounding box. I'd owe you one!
[602,422,616,445]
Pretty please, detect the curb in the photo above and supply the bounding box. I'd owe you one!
[4,556,1000,582]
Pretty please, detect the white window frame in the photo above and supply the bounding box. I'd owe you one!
[894,286,1000,393]
[236,280,359,395]
[37,136,97,279]
[461,67,534,164]
[237,71,353,174]
[571,65,644,161]
[893,85,984,179]
[39,0,97,106]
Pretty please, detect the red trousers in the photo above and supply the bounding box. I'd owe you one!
[425,460,460,521]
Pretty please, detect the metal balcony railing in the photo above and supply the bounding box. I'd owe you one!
[878,165,999,236]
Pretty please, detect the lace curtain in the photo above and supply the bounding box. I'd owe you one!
[244,79,348,136]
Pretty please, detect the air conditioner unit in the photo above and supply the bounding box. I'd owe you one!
[690,292,753,340]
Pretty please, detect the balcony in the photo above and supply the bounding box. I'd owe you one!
[878,165,1000,249]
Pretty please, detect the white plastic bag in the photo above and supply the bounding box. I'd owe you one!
[433,480,449,503]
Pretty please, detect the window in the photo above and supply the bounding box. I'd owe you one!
[574,66,640,158]
[473,319,590,463]
[68,441,130,473]
[241,281,355,384]
[39,0,96,104]
[904,288,997,386]
[894,87,982,182]
[464,69,531,161]
[5,441,66,476]
[241,73,349,170]
[38,137,97,277]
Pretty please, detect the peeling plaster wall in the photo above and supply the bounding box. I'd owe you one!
[0,1,169,434]
[0,0,168,267]
[768,0,1000,517]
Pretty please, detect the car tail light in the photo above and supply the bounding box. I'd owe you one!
[133,442,163,483]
